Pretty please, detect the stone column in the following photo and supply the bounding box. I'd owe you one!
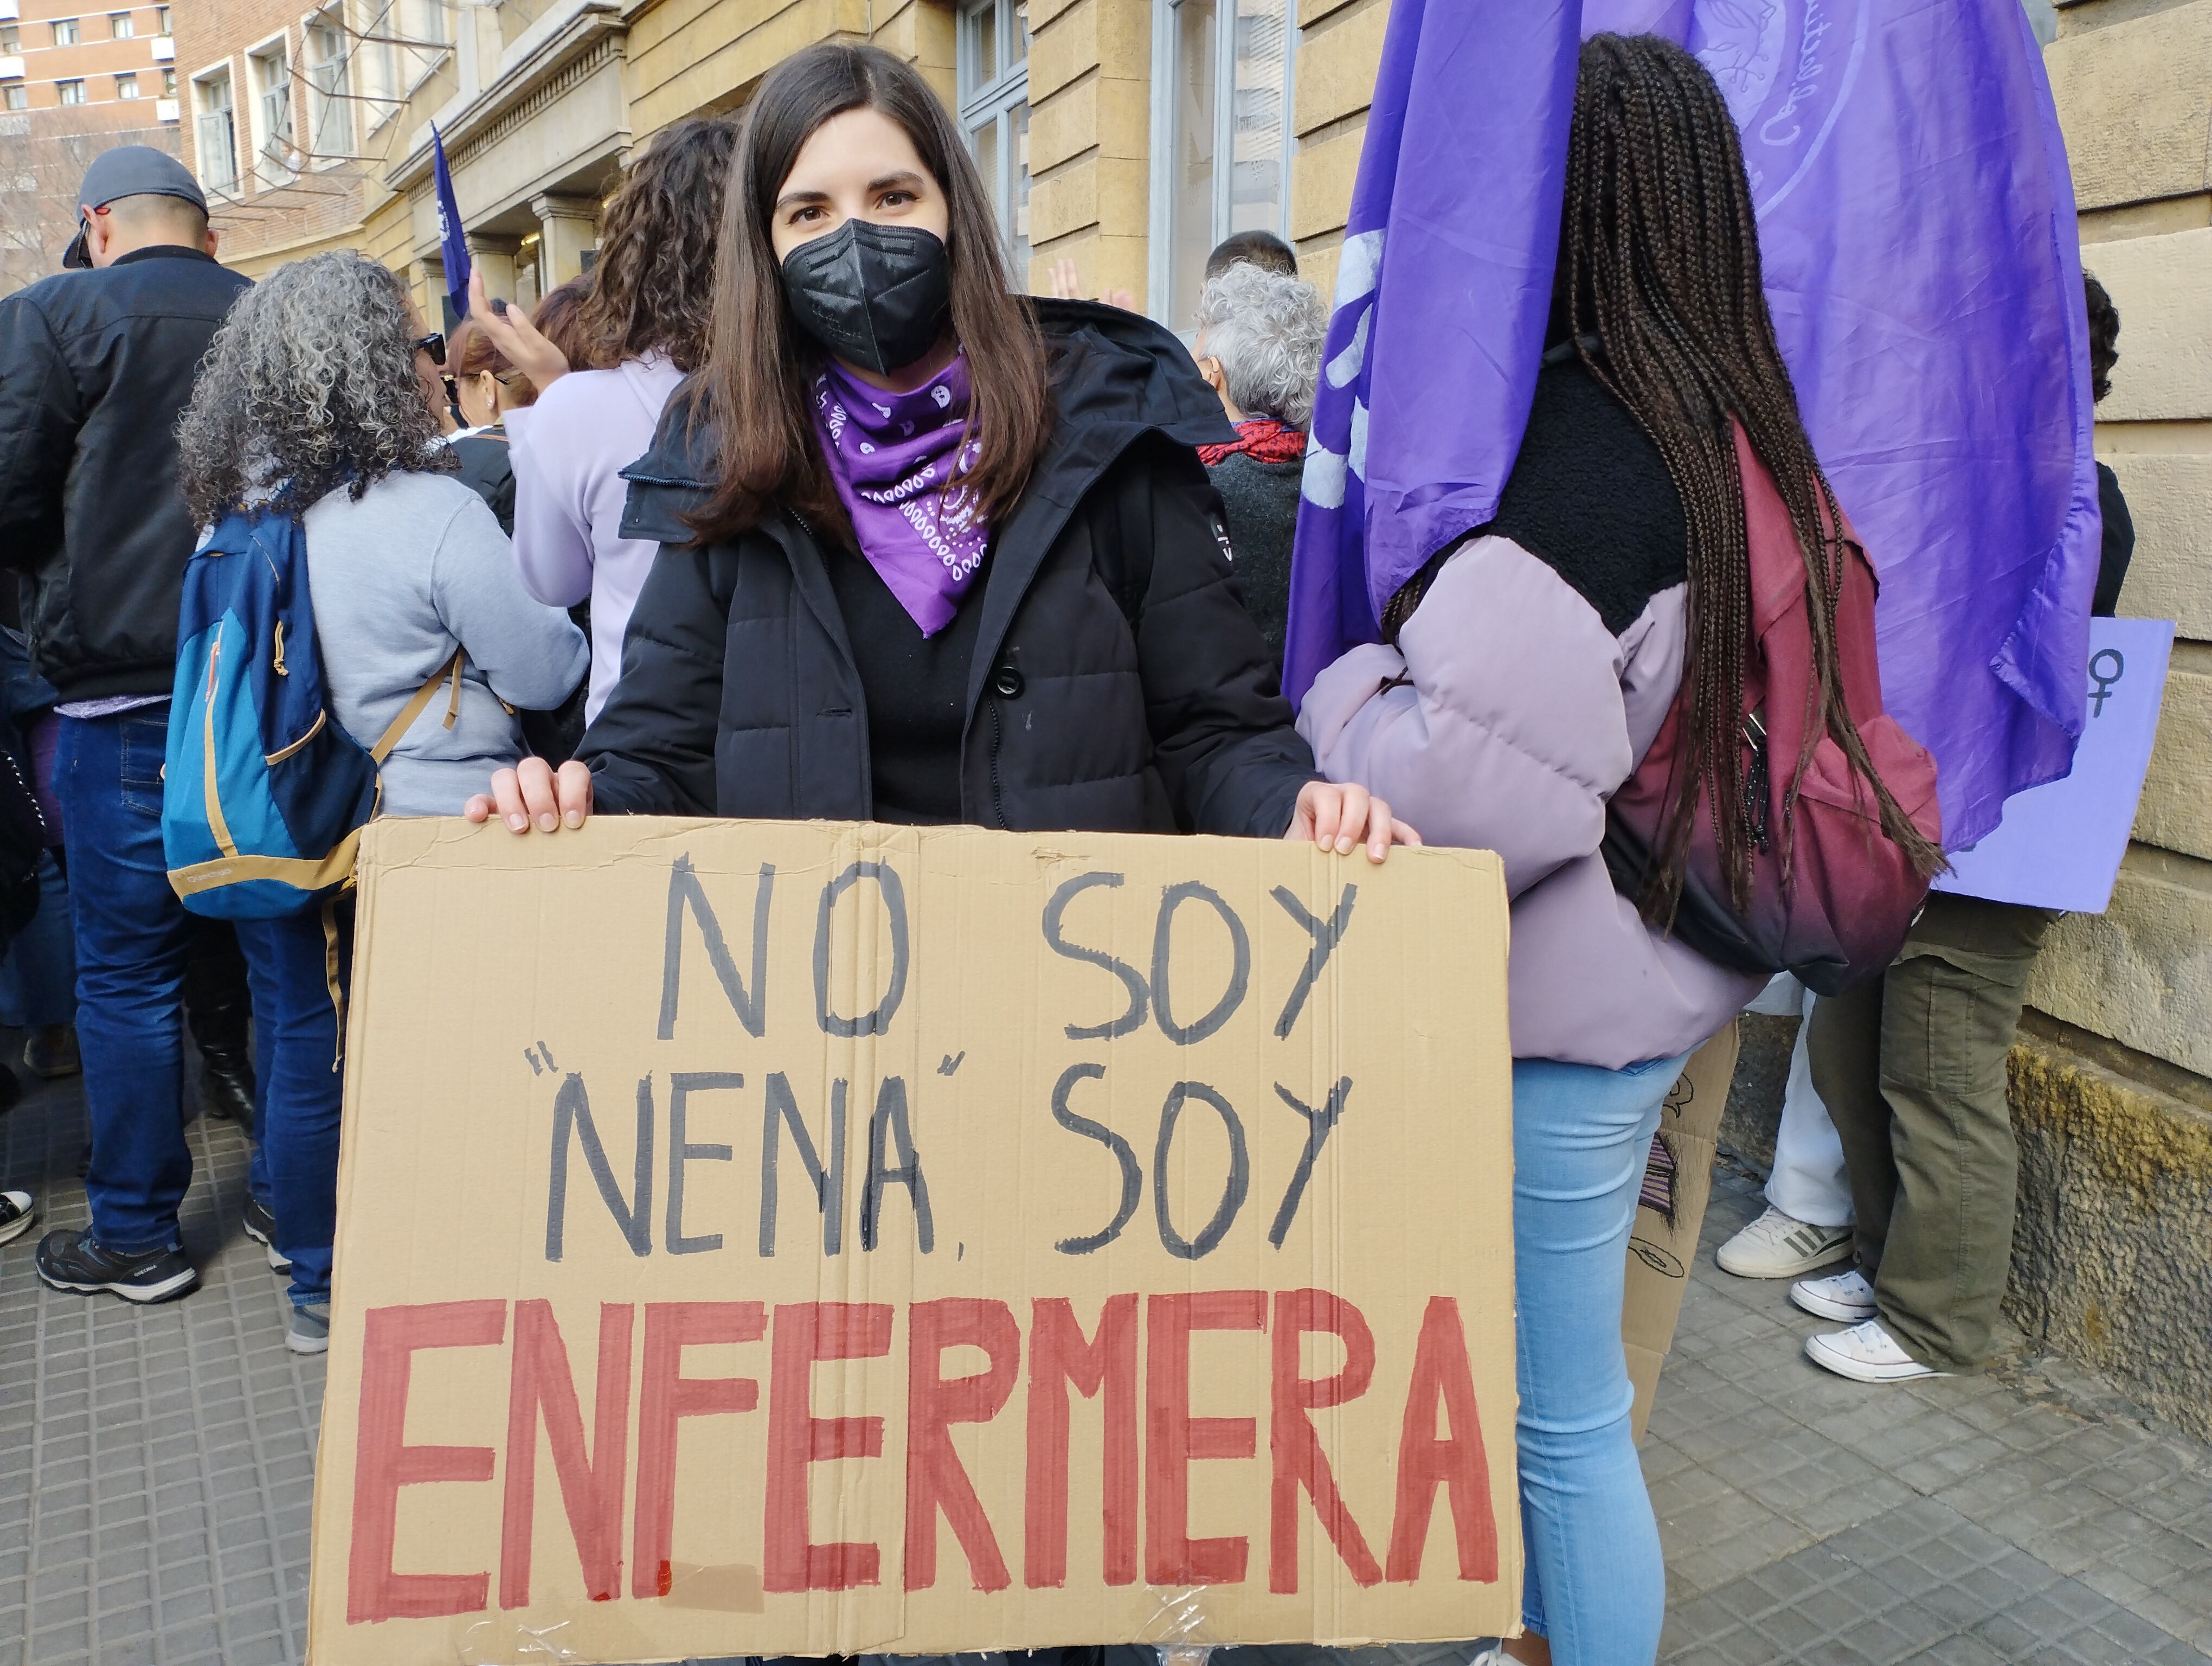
[531,193,600,289]
[466,232,523,307]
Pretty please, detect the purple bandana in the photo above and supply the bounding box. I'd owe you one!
[813,354,989,636]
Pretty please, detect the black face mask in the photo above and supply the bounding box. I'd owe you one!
[779,218,952,376]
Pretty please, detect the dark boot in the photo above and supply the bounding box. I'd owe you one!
[185,920,255,1125]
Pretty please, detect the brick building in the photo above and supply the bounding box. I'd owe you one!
[0,0,182,292]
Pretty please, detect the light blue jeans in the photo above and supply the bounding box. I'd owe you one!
[1513,1052,1687,1664]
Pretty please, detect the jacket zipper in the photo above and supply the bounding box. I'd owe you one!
[201,630,238,858]
[987,700,1007,829]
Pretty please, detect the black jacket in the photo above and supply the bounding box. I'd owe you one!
[583,298,1317,837]
[1206,449,1302,677]
[453,430,517,534]
[0,246,250,701]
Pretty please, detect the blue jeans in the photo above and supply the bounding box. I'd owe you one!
[54,711,198,1254]
[1513,1052,1688,1665]
[234,901,352,1308]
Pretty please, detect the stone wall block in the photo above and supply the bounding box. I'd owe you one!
[2046,1,2212,212]
[2004,1040,2212,1443]
[2105,451,2212,640]
[2029,856,2212,1075]
[1028,0,1098,102]
[1027,150,1098,245]
[1028,74,1098,177]
[2133,661,2212,860]
[1295,0,1385,137]
[1027,227,1146,299]
[2085,227,2212,421]
[1291,121,1364,242]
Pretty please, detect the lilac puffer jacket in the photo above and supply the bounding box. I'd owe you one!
[1297,359,1764,1068]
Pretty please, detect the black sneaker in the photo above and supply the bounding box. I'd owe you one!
[242,1193,290,1272]
[35,1228,199,1303]
[0,1190,35,1246]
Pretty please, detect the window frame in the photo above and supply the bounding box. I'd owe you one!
[300,5,350,165]
[3,85,26,111]
[156,5,171,34]
[1144,0,1298,331]
[51,18,80,46]
[0,22,17,50]
[192,62,239,194]
[56,78,86,104]
[245,30,295,185]
[109,12,133,39]
[115,71,138,97]
[955,0,1030,285]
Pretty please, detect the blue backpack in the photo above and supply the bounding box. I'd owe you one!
[163,508,461,919]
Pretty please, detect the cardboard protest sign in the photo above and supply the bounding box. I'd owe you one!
[1935,618,2176,913]
[1622,1024,1740,1443]
[308,818,1520,1664]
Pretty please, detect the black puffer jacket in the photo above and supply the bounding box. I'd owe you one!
[0,247,250,700]
[583,298,1316,836]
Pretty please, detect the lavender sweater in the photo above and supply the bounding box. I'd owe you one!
[1300,533,1762,1069]
[506,353,686,722]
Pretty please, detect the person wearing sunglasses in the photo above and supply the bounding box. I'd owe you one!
[411,330,460,435]
[446,318,541,534]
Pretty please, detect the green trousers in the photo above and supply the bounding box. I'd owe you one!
[1805,892,2057,1373]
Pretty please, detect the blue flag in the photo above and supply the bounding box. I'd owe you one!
[1286,0,2098,853]
[432,124,470,322]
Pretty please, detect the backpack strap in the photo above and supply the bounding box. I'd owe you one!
[370,651,464,766]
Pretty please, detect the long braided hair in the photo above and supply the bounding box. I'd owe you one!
[1560,33,1943,919]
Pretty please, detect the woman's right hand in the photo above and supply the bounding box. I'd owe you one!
[465,757,594,832]
[465,269,573,393]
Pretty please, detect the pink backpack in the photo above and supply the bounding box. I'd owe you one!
[1603,427,1943,994]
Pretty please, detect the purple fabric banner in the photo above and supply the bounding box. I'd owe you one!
[1285,0,2101,852]
[1284,0,1580,704]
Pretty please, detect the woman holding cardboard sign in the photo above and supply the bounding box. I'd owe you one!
[1300,35,1944,1666]
[465,43,1409,861]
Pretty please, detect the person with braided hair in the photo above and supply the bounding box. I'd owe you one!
[1299,34,1939,1664]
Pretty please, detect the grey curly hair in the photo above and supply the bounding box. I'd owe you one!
[1193,262,1327,430]
[176,250,451,528]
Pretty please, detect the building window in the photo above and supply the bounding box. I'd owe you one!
[195,68,236,189]
[110,11,133,37]
[249,40,292,179]
[52,18,80,46]
[4,86,25,112]
[1150,0,1295,330]
[305,12,349,161]
[57,78,86,104]
[1,23,18,51]
[116,72,138,97]
[156,5,170,34]
[163,67,175,95]
[957,0,1030,281]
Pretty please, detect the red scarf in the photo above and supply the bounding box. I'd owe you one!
[1199,417,1308,469]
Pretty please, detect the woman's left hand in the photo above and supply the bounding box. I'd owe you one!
[1285,781,1422,863]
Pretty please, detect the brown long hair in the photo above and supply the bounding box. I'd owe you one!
[573,117,738,374]
[1560,34,1942,918]
[687,43,1047,544]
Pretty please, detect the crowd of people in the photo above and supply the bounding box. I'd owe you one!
[0,31,2124,1666]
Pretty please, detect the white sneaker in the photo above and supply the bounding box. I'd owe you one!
[0,1190,34,1247]
[1717,1206,1853,1278]
[1805,1318,1946,1383]
[1790,1266,1878,1322]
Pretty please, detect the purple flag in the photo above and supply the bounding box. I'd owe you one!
[1287,0,2100,853]
[1285,0,1580,703]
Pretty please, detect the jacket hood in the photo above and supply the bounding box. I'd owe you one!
[620,297,1237,544]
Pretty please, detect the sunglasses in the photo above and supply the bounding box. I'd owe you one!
[413,332,447,366]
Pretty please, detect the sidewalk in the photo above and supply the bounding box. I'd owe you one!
[0,1049,2208,1665]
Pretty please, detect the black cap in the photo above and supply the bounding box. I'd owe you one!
[63,145,209,270]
